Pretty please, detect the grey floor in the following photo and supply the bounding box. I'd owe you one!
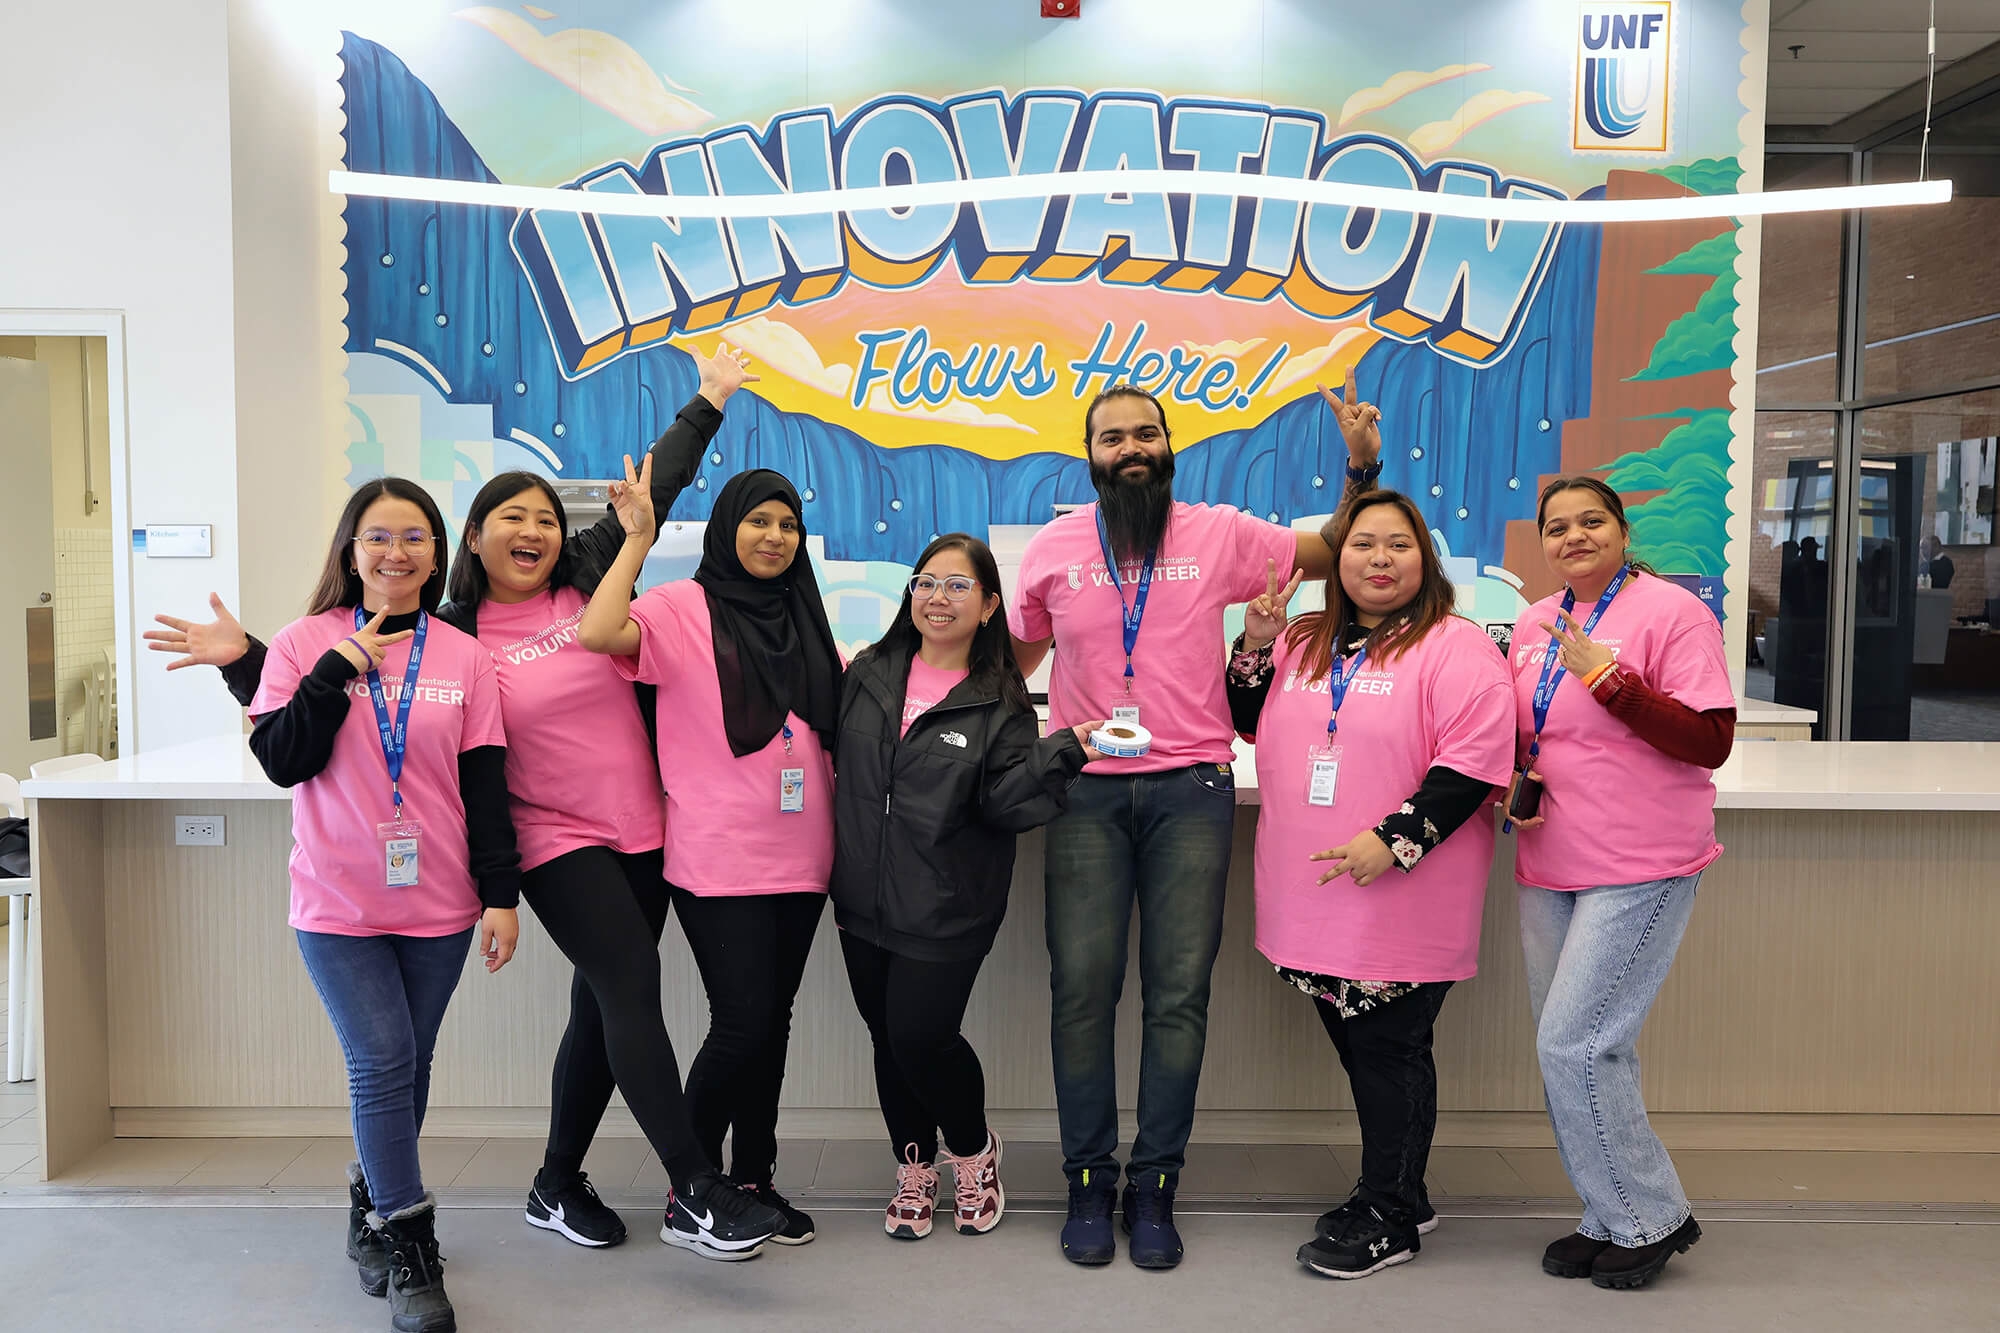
[2,1200,1996,1332]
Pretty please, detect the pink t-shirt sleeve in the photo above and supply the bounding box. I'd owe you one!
[1425,630,1518,786]
[1226,510,1301,604]
[1010,546,1053,642]
[613,585,691,687]
[460,650,506,751]
[1650,602,1735,713]
[248,624,308,718]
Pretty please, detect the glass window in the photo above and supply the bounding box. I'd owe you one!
[1862,91,2000,398]
[1748,412,1836,733]
[1851,389,2000,740]
[1756,154,1848,405]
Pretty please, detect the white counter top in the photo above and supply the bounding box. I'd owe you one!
[21,734,284,801]
[1736,698,1817,726]
[25,735,2000,812]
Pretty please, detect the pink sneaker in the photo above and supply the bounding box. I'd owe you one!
[943,1130,1005,1235]
[885,1146,939,1240]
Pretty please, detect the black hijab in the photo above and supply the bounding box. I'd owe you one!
[693,469,842,757]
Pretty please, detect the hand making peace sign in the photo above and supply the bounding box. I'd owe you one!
[609,452,656,541]
[1244,558,1304,650]
[1542,606,1616,680]
[1316,364,1384,471]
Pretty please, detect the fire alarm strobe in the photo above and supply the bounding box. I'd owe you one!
[1042,0,1078,16]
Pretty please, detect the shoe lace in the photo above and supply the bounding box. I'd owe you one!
[701,1176,766,1223]
[943,1144,992,1212]
[1324,1201,1386,1248]
[392,1230,444,1286]
[892,1147,940,1212]
[1130,1181,1173,1227]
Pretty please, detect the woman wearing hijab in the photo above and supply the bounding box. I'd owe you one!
[581,458,842,1247]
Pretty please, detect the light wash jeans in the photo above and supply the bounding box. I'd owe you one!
[1518,873,1700,1247]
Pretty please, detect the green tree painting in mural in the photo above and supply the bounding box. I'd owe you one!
[1608,157,1744,581]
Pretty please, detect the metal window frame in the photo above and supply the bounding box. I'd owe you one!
[1757,76,2000,737]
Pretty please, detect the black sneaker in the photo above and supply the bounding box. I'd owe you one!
[525,1170,627,1248]
[1120,1174,1183,1270]
[1297,1201,1418,1280]
[1060,1170,1118,1266]
[660,1172,783,1261]
[1315,1189,1438,1239]
[737,1179,815,1245]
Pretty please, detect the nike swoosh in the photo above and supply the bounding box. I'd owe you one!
[685,1205,715,1229]
[547,1201,566,1221]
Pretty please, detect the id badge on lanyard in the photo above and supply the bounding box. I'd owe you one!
[360,607,428,887]
[1097,512,1156,730]
[779,723,806,813]
[1304,649,1366,807]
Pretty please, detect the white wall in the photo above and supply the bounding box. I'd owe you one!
[0,1,243,748]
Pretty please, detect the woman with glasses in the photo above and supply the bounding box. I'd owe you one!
[245,478,519,1332]
[830,535,1100,1242]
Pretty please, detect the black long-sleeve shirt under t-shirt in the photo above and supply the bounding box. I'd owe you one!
[246,610,520,910]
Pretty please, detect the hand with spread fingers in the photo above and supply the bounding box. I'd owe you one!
[695,341,760,409]
[609,452,657,542]
[1311,833,1397,887]
[146,593,250,670]
[1244,558,1303,651]
[1317,364,1383,472]
[1542,607,1616,680]
[334,608,416,675]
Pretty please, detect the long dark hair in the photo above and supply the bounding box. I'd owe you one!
[306,478,449,615]
[447,471,571,606]
[1535,475,1658,576]
[859,533,1032,714]
[1286,490,1456,680]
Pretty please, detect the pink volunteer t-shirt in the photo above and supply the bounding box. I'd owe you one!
[1251,615,1516,982]
[614,580,834,896]
[251,608,505,937]
[1011,501,1296,773]
[902,655,969,737]
[1509,572,1734,893]
[475,586,664,872]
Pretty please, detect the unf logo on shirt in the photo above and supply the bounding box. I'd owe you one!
[1067,563,1083,590]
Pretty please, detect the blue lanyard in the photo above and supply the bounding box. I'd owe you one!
[1094,510,1157,684]
[356,607,427,816]
[1325,646,1367,738]
[1528,564,1629,759]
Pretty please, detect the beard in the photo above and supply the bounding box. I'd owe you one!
[1090,450,1176,563]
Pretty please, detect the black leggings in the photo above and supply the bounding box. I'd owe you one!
[839,932,989,1163]
[1314,981,1454,1224]
[519,847,710,1190]
[671,888,826,1186]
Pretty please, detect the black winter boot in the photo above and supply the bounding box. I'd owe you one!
[345,1162,389,1297]
[370,1194,456,1332]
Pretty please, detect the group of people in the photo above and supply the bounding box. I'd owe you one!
[146,350,1733,1331]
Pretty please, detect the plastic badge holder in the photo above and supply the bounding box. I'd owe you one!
[1090,722,1153,758]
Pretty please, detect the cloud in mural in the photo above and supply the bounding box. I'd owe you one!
[454,7,711,136]
[520,4,554,18]
[1407,89,1551,157]
[1179,338,1266,359]
[864,386,1035,435]
[711,316,853,399]
[1265,328,1377,397]
[1339,64,1491,127]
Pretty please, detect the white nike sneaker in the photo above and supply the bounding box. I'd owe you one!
[660,1172,783,1261]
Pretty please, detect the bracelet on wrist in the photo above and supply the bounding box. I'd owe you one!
[1344,459,1383,483]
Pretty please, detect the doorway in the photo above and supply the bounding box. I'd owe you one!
[0,335,117,779]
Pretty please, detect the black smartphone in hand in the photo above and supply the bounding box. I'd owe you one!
[1507,772,1545,821]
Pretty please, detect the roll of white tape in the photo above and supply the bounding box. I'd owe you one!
[1089,722,1153,758]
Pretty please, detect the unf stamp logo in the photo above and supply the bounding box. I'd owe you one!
[1573,1,1675,154]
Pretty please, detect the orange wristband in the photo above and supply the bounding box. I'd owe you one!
[1582,661,1616,690]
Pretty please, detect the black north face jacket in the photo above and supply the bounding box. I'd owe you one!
[830,643,1088,962]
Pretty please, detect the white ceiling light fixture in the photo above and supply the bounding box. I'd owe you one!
[328,167,1951,225]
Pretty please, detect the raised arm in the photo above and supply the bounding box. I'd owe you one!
[1293,364,1386,579]
[578,452,653,658]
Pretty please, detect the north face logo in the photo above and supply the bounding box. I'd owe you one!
[940,731,968,748]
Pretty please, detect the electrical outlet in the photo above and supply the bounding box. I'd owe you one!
[175,815,225,847]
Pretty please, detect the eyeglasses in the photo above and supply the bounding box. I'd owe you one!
[354,529,433,552]
[909,575,980,601]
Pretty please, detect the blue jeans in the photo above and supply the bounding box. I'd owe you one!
[296,927,475,1214]
[1045,764,1236,1185]
[1518,873,1700,1246]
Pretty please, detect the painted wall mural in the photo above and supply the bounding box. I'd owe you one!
[330,0,1760,645]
